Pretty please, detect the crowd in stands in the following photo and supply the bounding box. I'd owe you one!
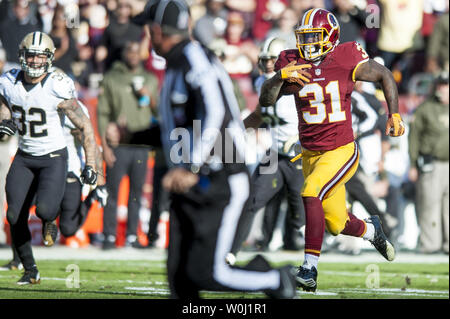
[0,0,448,255]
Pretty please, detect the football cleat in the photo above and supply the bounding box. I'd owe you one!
[265,265,297,299]
[367,216,395,261]
[42,220,58,247]
[0,260,23,271]
[17,267,41,285]
[296,265,318,292]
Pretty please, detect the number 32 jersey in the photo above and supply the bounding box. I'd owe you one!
[0,69,76,156]
[275,41,369,151]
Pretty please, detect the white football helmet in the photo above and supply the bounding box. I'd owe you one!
[18,31,55,78]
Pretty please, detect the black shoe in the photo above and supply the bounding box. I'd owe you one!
[367,216,395,261]
[125,240,146,249]
[17,267,40,285]
[102,240,116,250]
[42,220,58,247]
[0,260,23,271]
[265,265,297,299]
[296,265,318,292]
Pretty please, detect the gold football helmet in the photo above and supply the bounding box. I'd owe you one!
[18,31,55,78]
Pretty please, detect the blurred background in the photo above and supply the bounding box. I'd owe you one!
[0,0,448,257]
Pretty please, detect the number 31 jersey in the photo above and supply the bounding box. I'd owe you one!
[275,41,369,151]
[0,69,76,156]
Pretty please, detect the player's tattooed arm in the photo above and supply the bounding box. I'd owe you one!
[354,59,399,114]
[71,128,106,186]
[0,95,11,120]
[259,71,285,106]
[58,98,97,169]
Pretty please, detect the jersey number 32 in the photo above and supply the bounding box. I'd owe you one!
[12,105,48,137]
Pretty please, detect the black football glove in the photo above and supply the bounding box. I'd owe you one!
[0,119,17,136]
[85,185,108,207]
[80,165,98,185]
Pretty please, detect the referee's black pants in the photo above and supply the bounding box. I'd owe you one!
[167,169,282,299]
[230,154,305,255]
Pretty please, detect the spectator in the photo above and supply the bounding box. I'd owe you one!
[408,72,449,254]
[49,5,78,77]
[96,41,159,250]
[265,7,298,49]
[222,11,259,106]
[37,0,58,34]
[252,0,289,42]
[331,0,368,44]
[376,0,424,93]
[193,0,228,47]
[224,0,256,38]
[289,0,313,18]
[0,0,41,64]
[95,0,142,72]
[425,9,449,74]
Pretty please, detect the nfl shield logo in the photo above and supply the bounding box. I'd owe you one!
[315,69,321,76]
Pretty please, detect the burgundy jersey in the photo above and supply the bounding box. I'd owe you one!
[275,41,369,151]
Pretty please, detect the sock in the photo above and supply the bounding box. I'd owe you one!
[341,212,366,237]
[10,224,35,270]
[362,222,375,241]
[303,253,319,269]
[302,197,325,257]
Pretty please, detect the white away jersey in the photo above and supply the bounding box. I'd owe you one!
[64,102,89,178]
[0,68,76,156]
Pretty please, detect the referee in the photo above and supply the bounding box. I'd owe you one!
[143,0,296,299]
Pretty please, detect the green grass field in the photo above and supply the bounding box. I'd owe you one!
[0,257,448,299]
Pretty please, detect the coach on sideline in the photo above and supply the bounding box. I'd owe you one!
[141,0,297,299]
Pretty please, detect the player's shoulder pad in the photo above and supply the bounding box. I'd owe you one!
[275,49,301,71]
[0,68,21,85]
[47,68,77,100]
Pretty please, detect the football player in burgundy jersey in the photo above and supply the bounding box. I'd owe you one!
[259,8,405,291]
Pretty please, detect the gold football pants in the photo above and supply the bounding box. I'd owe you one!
[301,141,359,235]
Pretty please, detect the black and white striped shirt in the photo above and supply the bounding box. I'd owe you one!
[159,39,247,175]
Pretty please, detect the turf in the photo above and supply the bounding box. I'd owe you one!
[0,259,447,299]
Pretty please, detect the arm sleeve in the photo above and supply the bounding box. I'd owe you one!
[186,62,226,168]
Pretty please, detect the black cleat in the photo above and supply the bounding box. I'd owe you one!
[265,265,297,299]
[102,240,116,250]
[17,267,40,285]
[0,260,23,271]
[42,220,58,247]
[367,216,395,261]
[296,265,318,292]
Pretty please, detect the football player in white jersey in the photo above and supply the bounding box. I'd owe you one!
[0,101,108,272]
[226,37,306,265]
[0,32,99,285]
